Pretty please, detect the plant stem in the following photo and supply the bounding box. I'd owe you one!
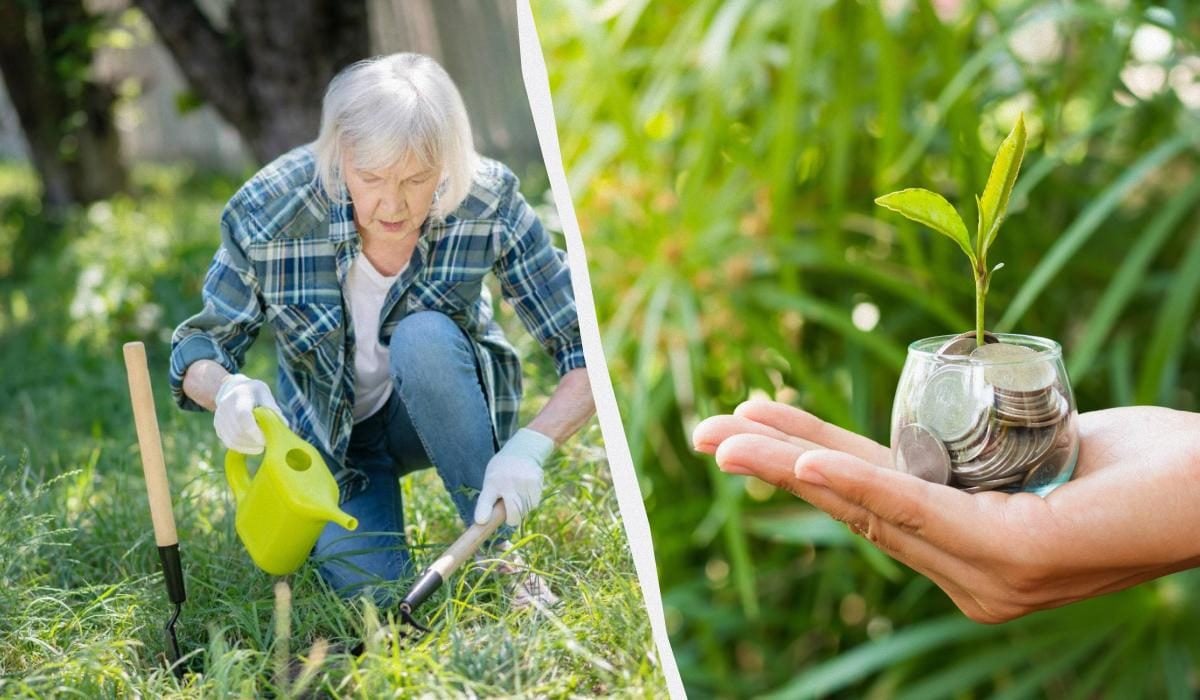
[975,268,987,346]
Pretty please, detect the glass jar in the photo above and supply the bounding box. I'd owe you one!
[890,332,1079,496]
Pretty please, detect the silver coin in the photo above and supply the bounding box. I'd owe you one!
[936,330,1000,357]
[954,434,1016,482]
[961,473,1024,492]
[996,392,1067,428]
[894,424,952,485]
[947,415,994,463]
[916,366,991,442]
[970,342,1057,393]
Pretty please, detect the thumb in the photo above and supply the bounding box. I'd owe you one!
[474,483,498,525]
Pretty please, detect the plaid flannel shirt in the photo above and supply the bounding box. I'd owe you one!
[169,145,585,477]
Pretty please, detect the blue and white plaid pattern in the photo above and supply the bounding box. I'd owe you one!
[169,145,585,471]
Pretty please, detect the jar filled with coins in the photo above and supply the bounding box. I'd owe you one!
[890,332,1079,495]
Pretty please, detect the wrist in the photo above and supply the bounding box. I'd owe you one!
[498,428,555,466]
[214,373,251,404]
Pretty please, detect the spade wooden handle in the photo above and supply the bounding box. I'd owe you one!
[398,501,507,616]
[431,501,507,578]
[123,341,178,548]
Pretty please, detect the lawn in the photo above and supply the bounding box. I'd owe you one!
[0,163,665,697]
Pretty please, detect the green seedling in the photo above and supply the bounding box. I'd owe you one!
[875,113,1028,346]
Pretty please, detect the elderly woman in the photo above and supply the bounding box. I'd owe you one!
[168,53,594,607]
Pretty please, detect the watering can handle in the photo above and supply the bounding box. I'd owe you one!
[225,451,251,504]
[224,407,275,503]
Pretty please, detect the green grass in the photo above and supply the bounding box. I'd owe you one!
[536,0,1200,696]
[0,163,665,697]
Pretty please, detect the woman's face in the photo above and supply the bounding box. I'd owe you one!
[342,149,440,244]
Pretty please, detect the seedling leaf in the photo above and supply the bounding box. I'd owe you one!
[875,188,976,267]
[978,113,1027,255]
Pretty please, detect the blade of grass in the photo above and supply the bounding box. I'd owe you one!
[884,2,1119,185]
[672,287,760,620]
[763,616,994,699]
[851,537,903,583]
[989,632,1111,700]
[600,272,654,357]
[738,310,853,427]
[626,277,673,468]
[1161,639,1193,700]
[1069,178,1200,379]
[1065,613,1151,700]
[781,242,971,329]
[745,508,855,547]
[1109,331,1135,407]
[1135,217,1200,404]
[1009,106,1127,205]
[755,288,906,371]
[998,135,1192,330]
[895,627,1088,700]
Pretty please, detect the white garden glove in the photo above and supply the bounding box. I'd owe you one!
[213,373,285,455]
[474,428,555,527]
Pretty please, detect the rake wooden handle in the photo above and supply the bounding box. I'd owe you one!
[123,341,178,548]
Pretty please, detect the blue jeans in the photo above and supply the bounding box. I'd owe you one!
[312,311,509,603]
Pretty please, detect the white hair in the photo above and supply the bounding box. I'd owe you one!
[314,53,478,218]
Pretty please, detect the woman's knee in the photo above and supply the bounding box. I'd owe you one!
[388,311,474,380]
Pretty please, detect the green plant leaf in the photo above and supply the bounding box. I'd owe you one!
[999,134,1192,330]
[875,188,975,267]
[977,113,1027,256]
[974,193,985,253]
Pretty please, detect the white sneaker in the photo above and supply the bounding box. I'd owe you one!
[473,542,561,610]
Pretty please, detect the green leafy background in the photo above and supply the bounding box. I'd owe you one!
[537,0,1200,697]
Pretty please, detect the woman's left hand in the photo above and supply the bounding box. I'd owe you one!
[476,428,556,526]
[693,399,1200,623]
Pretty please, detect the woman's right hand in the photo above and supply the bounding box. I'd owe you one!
[214,373,286,454]
[693,399,1200,623]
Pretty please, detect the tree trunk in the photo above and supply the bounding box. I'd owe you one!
[0,0,128,210]
[429,0,538,166]
[133,0,369,164]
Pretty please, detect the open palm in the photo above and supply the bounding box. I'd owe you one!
[693,399,1200,623]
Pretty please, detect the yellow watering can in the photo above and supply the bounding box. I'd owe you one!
[225,407,358,575]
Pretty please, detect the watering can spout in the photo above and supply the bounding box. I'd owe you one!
[308,503,358,532]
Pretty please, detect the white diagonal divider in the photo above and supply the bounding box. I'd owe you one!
[515,2,685,697]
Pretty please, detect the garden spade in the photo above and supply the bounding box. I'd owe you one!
[341,500,509,656]
[396,499,508,634]
[122,341,188,678]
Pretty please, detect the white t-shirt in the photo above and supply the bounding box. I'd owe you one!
[345,254,407,423]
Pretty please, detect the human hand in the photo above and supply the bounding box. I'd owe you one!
[693,399,1200,623]
[213,373,286,454]
[475,428,555,527]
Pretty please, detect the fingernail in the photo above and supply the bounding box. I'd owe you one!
[793,461,830,487]
[718,462,753,476]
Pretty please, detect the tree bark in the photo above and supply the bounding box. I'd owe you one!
[0,0,128,210]
[133,0,369,164]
